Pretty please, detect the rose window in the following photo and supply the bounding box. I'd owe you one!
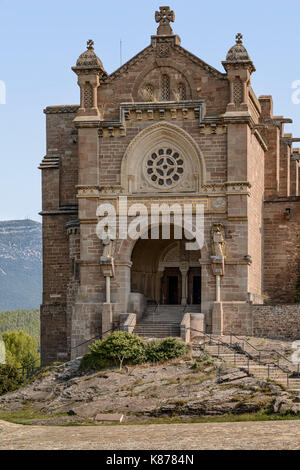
[146,148,184,187]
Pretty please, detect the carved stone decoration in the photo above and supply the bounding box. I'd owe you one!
[233,78,243,105]
[83,83,93,108]
[157,42,170,58]
[212,197,227,211]
[211,224,226,276]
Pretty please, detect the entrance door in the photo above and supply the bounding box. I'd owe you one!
[188,268,202,305]
[192,276,201,305]
[167,276,179,304]
[161,268,182,305]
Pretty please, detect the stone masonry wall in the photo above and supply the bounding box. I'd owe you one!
[252,304,300,340]
[264,199,300,303]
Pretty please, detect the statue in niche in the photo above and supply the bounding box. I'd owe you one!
[212,226,226,260]
[211,224,226,276]
[101,226,115,262]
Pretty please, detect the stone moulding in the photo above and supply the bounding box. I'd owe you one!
[38,154,62,169]
[76,186,100,198]
[98,100,206,138]
[43,105,79,114]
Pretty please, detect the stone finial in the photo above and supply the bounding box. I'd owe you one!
[74,40,106,72]
[87,39,94,50]
[236,33,243,44]
[155,6,175,35]
[223,33,256,74]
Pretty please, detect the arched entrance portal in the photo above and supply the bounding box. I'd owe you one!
[130,229,201,311]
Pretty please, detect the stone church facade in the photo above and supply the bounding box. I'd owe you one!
[40,7,300,365]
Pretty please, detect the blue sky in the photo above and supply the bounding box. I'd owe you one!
[0,0,299,222]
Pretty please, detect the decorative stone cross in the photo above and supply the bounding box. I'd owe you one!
[155,6,175,35]
[87,39,94,50]
[236,33,243,44]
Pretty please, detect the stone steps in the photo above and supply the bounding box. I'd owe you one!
[142,305,200,324]
[134,323,181,338]
[195,342,300,391]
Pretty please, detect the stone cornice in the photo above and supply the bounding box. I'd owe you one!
[77,185,100,198]
[222,111,256,129]
[43,105,79,115]
[39,208,78,216]
[98,100,206,138]
[38,154,61,170]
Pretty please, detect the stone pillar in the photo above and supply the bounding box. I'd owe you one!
[190,313,205,339]
[216,275,221,303]
[102,303,113,337]
[212,302,224,336]
[180,267,188,305]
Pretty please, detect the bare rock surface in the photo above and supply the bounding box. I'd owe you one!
[1,353,300,424]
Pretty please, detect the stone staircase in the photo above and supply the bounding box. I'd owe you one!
[134,304,200,338]
[134,323,181,338]
[194,341,300,391]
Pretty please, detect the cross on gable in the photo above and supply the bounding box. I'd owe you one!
[155,6,175,25]
[155,6,175,35]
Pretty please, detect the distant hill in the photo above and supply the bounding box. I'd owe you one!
[0,220,42,311]
[0,309,40,345]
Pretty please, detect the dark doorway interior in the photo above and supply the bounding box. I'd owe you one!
[188,268,202,305]
[161,268,182,305]
[167,276,179,304]
[192,275,201,305]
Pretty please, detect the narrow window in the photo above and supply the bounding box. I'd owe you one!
[161,75,170,101]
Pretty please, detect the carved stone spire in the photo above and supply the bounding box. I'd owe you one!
[155,6,175,35]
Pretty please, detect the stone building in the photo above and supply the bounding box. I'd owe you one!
[39,7,300,365]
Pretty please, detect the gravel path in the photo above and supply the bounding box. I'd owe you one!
[0,419,299,450]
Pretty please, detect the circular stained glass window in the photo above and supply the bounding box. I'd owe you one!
[145,148,184,188]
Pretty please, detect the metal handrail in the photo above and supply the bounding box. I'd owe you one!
[228,332,298,371]
[188,326,295,384]
[71,326,118,351]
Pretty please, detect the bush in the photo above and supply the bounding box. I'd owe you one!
[82,331,146,370]
[145,337,189,364]
[0,364,24,396]
[80,333,189,371]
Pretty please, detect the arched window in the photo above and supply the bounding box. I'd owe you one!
[144,84,154,101]
[161,75,170,101]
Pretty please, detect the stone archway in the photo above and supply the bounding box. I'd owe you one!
[120,121,206,193]
[124,225,202,318]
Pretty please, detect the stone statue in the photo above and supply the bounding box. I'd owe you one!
[101,227,115,261]
[213,227,226,260]
[211,224,226,277]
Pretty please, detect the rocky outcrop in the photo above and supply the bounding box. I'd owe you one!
[1,354,300,424]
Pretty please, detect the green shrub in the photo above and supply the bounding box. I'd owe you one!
[191,352,216,372]
[80,333,189,371]
[0,364,24,396]
[82,331,146,370]
[145,337,189,363]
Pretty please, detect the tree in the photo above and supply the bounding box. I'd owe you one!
[0,364,24,395]
[2,330,40,369]
[88,331,146,370]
